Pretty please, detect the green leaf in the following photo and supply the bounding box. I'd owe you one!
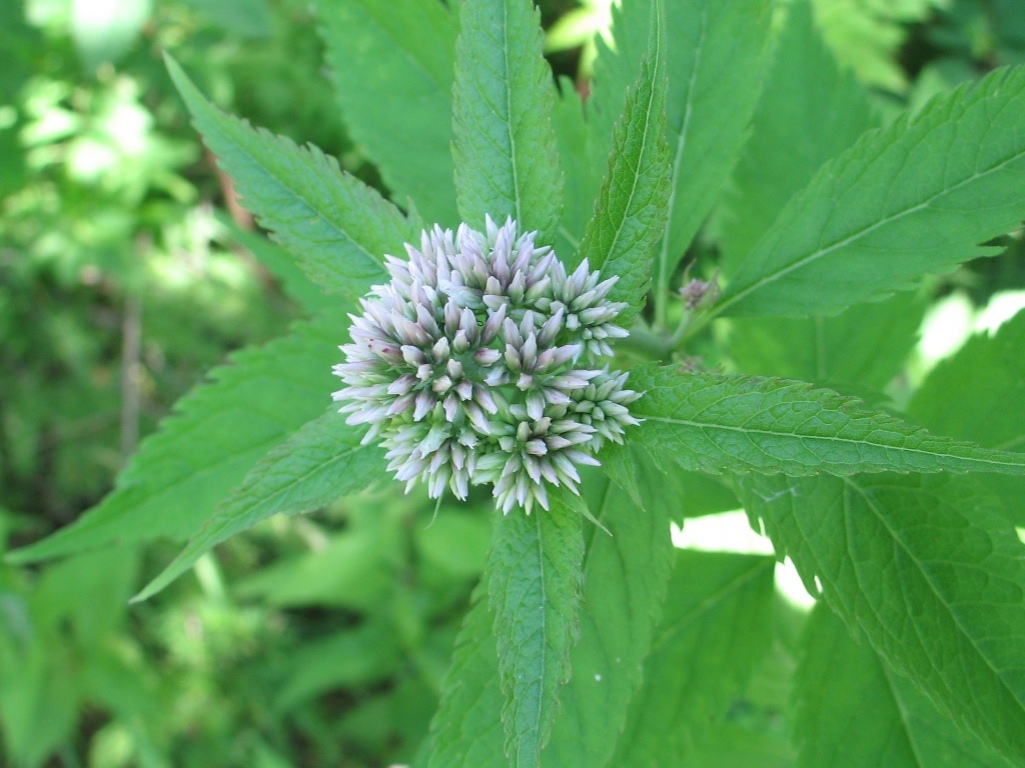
[719,3,926,390]
[166,55,415,299]
[318,0,460,226]
[551,82,599,256]
[910,312,1025,524]
[217,213,335,314]
[452,0,562,240]
[0,639,80,768]
[487,491,584,767]
[719,65,1025,318]
[911,312,1025,452]
[738,473,1025,760]
[276,621,403,709]
[426,580,506,768]
[676,723,794,768]
[601,442,738,520]
[725,291,925,394]
[7,315,344,564]
[720,0,877,269]
[542,459,676,768]
[611,550,776,766]
[572,0,670,323]
[133,411,383,601]
[183,0,271,38]
[651,0,772,325]
[584,0,647,157]
[235,507,403,611]
[796,604,1016,768]
[32,547,138,646]
[426,462,677,768]
[588,1,773,310]
[630,364,1025,476]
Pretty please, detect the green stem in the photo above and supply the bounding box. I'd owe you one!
[653,283,670,332]
[621,323,671,359]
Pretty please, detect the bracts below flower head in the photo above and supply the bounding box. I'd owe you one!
[332,216,641,515]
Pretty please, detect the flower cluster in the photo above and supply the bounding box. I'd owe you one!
[332,217,641,514]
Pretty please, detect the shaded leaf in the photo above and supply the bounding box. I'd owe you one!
[720,0,877,269]
[911,312,1025,453]
[426,581,506,768]
[275,622,403,709]
[726,292,924,394]
[739,473,1025,760]
[910,312,1025,524]
[796,604,1015,768]
[611,550,776,766]
[235,520,400,611]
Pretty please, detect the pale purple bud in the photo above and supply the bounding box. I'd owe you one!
[413,391,435,421]
[474,347,502,365]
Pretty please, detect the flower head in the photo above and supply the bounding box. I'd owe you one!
[333,217,640,514]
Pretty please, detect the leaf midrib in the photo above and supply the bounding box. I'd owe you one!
[644,410,1025,472]
[501,0,523,224]
[530,510,548,766]
[217,435,368,524]
[135,436,371,601]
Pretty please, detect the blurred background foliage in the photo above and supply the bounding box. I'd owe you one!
[0,0,1023,766]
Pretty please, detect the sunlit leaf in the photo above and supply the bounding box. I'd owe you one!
[631,364,1025,477]
[720,65,1025,317]
[452,0,562,241]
